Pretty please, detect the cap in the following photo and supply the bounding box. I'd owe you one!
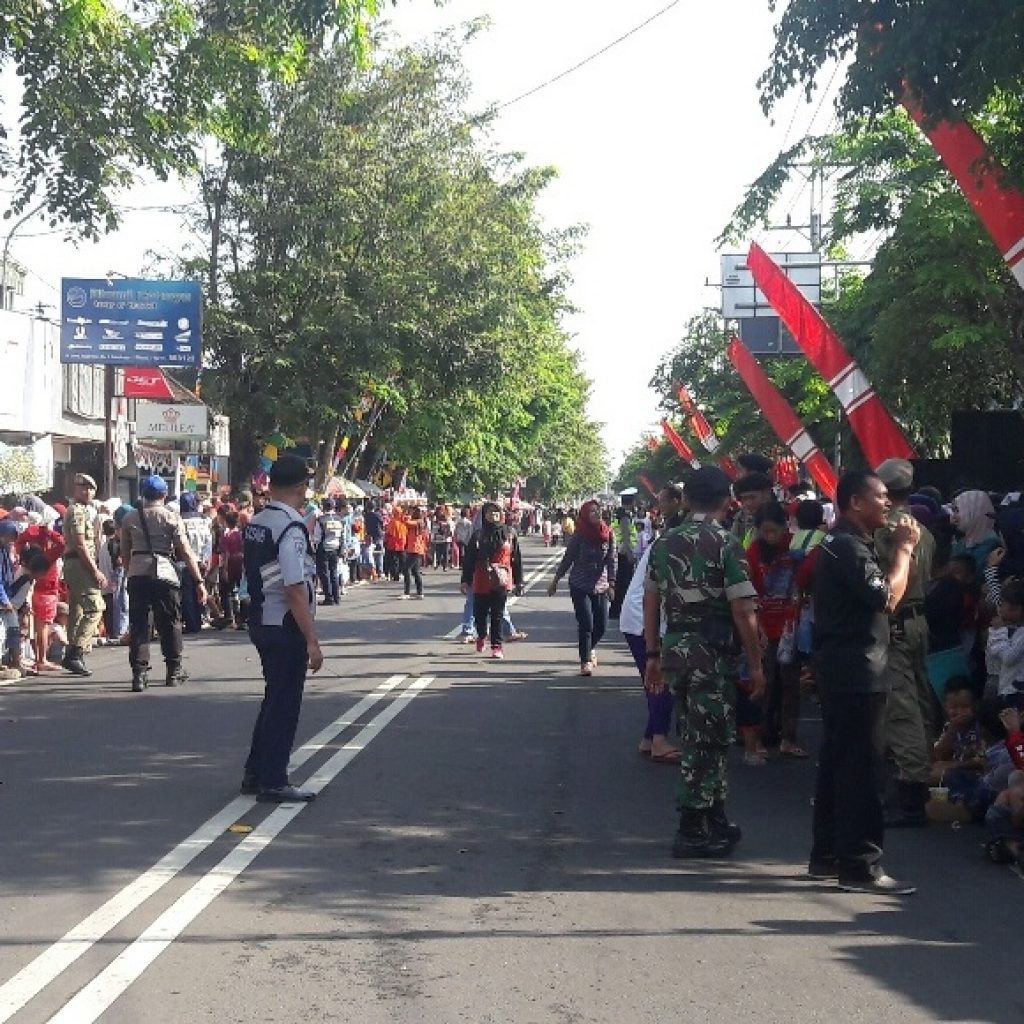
[268,454,311,488]
[876,458,914,492]
[140,475,168,499]
[685,466,734,504]
[74,473,98,489]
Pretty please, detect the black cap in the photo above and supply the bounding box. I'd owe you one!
[268,454,311,488]
[685,467,733,504]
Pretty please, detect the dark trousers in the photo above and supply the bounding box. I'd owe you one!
[624,631,673,737]
[244,624,308,790]
[403,553,423,595]
[609,554,633,620]
[432,542,449,570]
[385,549,402,581]
[569,586,608,664]
[473,590,507,647]
[181,573,203,633]
[318,549,340,604]
[811,689,887,877]
[127,575,183,672]
[762,639,801,746]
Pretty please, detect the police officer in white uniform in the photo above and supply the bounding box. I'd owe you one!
[241,455,323,802]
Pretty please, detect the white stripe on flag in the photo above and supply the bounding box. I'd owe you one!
[829,364,873,413]
[785,429,817,462]
[1004,234,1024,264]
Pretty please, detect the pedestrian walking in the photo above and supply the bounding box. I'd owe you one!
[241,454,322,803]
[61,473,106,676]
[461,501,523,659]
[548,500,616,676]
[315,498,344,605]
[808,470,920,894]
[401,507,428,599]
[120,476,207,692]
[644,467,764,858]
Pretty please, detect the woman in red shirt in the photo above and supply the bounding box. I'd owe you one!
[746,501,814,758]
[460,502,523,658]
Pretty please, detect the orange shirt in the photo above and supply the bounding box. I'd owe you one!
[385,517,407,551]
[404,521,428,557]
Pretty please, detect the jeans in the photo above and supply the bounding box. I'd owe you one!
[474,590,507,647]
[569,586,608,664]
[624,631,672,738]
[244,624,308,790]
[127,575,183,672]
[318,549,340,604]
[432,542,449,570]
[403,553,423,595]
[180,570,202,634]
[810,689,887,877]
[461,590,518,637]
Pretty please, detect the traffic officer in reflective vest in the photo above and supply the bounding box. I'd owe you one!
[241,454,322,802]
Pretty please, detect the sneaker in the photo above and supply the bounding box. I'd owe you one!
[257,785,316,803]
[491,646,504,660]
[580,662,593,677]
[806,857,840,880]
[475,638,486,654]
[0,666,22,681]
[414,593,425,600]
[837,868,916,895]
[506,631,529,641]
[461,633,477,645]
[399,594,411,601]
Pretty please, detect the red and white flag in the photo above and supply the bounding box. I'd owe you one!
[747,243,915,469]
[904,96,1024,291]
[676,384,739,479]
[727,338,838,500]
[659,419,701,469]
[638,472,659,498]
[123,367,173,400]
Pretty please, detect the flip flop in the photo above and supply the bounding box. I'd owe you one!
[650,749,682,763]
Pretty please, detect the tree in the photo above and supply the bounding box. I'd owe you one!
[0,0,385,235]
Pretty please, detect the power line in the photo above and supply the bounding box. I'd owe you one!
[494,1,681,112]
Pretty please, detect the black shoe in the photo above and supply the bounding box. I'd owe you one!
[807,857,840,880]
[885,781,929,828]
[707,800,742,847]
[239,777,259,796]
[165,668,189,687]
[837,868,916,895]
[131,670,149,693]
[62,647,91,677]
[257,785,316,803]
[671,809,733,859]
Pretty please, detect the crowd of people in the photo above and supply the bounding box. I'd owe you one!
[607,457,1024,893]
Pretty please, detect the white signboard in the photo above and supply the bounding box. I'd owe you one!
[721,252,821,319]
[135,402,208,440]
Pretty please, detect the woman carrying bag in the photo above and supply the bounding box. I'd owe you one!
[548,500,616,676]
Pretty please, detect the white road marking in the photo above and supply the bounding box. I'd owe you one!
[443,551,563,640]
[45,676,435,1024]
[0,675,408,1024]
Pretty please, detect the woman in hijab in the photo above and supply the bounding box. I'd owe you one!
[548,499,616,676]
[951,490,1001,575]
[461,502,523,659]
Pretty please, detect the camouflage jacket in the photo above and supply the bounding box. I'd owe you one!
[645,514,757,649]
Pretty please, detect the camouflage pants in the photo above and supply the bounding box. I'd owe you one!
[665,639,736,811]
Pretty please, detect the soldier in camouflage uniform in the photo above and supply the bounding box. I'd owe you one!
[644,467,765,858]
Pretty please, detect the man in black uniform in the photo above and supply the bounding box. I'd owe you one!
[809,470,920,894]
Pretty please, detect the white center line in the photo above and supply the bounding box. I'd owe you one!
[0,675,408,1024]
[46,676,435,1024]
[442,550,562,640]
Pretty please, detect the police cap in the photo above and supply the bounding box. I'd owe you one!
[268,454,311,488]
[685,467,733,504]
[74,473,98,490]
[875,458,914,492]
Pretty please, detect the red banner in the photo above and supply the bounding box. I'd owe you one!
[727,338,838,500]
[660,419,701,469]
[747,243,915,469]
[123,367,173,400]
[904,96,1024,291]
[676,383,738,479]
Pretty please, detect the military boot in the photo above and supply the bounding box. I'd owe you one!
[707,800,742,848]
[885,780,928,828]
[62,646,91,677]
[672,808,732,859]
[131,668,149,693]
[165,666,189,688]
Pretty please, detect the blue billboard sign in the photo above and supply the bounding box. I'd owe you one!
[61,278,202,367]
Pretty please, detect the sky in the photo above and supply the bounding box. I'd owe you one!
[5,0,845,470]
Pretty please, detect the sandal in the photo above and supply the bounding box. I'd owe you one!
[650,748,681,763]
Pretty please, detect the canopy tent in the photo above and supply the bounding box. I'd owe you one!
[325,476,367,499]
[354,478,384,497]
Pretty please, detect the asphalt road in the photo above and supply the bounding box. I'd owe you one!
[0,537,1020,1024]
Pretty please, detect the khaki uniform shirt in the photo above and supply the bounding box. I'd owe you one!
[66,500,97,557]
[122,504,188,578]
[874,506,935,608]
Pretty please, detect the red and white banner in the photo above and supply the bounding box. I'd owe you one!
[638,472,658,498]
[676,383,739,479]
[123,367,174,400]
[904,96,1024,291]
[727,338,838,500]
[660,419,701,469]
[747,243,915,469]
